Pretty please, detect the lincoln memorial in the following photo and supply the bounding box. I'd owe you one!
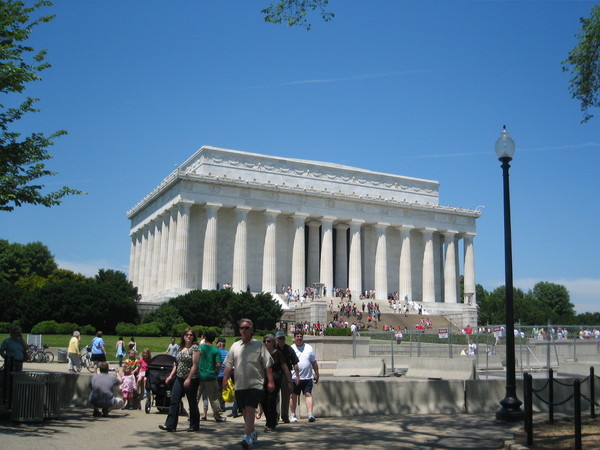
[127,146,480,323]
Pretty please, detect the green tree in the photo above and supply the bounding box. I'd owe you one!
[0,239,57,283]
[562,5,600,123]
[262,0,333,30]
[0,0,82,211]
[95,268,140,303]
[225,291,282,334]
[531,281,575,319]
[170,289,233,328]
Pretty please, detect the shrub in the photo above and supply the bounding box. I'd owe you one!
[136,322,162,336]
[56,322,80,335]
[31,320,60,334]
[116,322,138,336]
[193,326,222,339]
[324,327,351,336]
[171,322,192,337]
[80,324,96,335]
[0,322,13,333]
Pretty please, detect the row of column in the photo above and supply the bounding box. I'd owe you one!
[130,202,476,304]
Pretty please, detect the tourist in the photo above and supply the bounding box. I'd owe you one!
[260,333,292,432]
[67,331,81,373]
[159,328,200,432]
[115,336,126,367]
[198,330,225,422]
[165,337,179,357]
[128,337,137,352]
[89,361,123,417]
[137,348,151,397]
[290,331,319,423]
[0,325,29,373]
[222,319,274,448]
[91,331,107,373]
[216,337,228,413]
[118,364,137,410]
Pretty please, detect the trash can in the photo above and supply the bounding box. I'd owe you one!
[11,372,46,422]
[57,349,68,363]
[44,373,63,419]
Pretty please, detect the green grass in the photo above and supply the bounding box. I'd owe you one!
[1,333,291,356]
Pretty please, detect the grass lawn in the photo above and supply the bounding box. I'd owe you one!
[1,333,289,357]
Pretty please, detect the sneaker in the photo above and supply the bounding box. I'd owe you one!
[240,434,251,449]
[93,409,102,417]
[102,408,109,417]
[290,414,299,423]
[308,413,316,422]
[264,426,274,433]
[214,416,227,423]
[250,431,258,444]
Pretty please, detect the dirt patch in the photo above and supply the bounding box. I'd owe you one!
[513,416,600,449]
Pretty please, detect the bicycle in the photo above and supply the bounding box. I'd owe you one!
[27,344,55,363]
[80,345,95,373]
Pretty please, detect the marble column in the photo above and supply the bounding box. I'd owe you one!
[150,219,162,294]
[463,233,476,305]
[319,217,335,295]
[262,210,279,294]
[348,220,364,298]
[335,223,349,289]
[143,223,155,295]
[443,231,458,303]
[166,208,178,290]
[201,203,220,290]
[374,223,389,301]
[157,213,170,293]
[128,234,136,284]
[307,221,321,286]
[137,226,148,296]
[421,228,436,302]
[398,225,413,302]
[174,202,191,290]
[291,213,308,292]
[232,206,251,292]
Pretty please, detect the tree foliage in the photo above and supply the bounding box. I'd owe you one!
[262,0,334,30]
[0,0,83,211]
[562,5,600,123]
[531,281,575,319]
[0,239,57,283]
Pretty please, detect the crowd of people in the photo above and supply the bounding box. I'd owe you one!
[82,320,321,448]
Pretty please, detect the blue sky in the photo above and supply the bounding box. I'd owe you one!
[3,1,599,314]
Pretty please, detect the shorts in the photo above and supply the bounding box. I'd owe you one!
[91,353,106,362]
[235,388,264,409]
[139,371,146,377]
[292,379,314,396]
[121,391,134,399]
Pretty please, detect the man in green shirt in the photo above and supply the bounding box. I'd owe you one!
[198,330,225,422]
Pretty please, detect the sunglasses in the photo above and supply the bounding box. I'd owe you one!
[239,326,251,330]
[184,334,194,337]
[263,340,272,343]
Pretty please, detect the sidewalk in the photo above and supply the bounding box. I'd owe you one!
[1,405,522,449]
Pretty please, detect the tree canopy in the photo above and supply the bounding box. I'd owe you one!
[262,0,333,30]
[0,0,82,211]
[562,5,600,123]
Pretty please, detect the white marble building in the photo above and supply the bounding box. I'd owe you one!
[127,146,480,320]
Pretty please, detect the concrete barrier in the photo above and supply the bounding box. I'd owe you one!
[334,358,385,377]
[557,362,600,378]
[405,356,477,380]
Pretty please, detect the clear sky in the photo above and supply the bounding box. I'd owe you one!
[3,1,599,314]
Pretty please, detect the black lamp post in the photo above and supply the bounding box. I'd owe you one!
[495,125,523,422]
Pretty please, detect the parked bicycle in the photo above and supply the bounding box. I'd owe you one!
[27,344,54,363]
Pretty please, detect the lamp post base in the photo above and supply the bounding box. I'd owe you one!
[496,397,524,422]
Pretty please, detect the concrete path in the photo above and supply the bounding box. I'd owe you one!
[1,405,522,449]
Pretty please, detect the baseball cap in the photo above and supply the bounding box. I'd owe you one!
[275,331,286,338]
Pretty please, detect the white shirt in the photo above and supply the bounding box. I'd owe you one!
[291,342,316,381]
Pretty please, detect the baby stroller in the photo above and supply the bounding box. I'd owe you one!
[144,354,177,414]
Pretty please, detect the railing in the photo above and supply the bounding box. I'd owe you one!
[523,367,600,449]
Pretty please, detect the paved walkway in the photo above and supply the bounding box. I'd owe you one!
[1,405,522,449]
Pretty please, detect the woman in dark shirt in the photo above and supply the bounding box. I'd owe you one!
[260,333,292,432]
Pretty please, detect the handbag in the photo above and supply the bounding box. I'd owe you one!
[222,378,235,403]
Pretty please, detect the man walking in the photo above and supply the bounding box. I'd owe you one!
[223,319,274,448]
[275,330,299,423]
[290,330,319,423]
[198,330,226,422]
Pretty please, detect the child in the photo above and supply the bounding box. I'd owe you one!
[137,348,151,397]
[89,361,123,417]
[119,364,137,409]
[123,349,139,376]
